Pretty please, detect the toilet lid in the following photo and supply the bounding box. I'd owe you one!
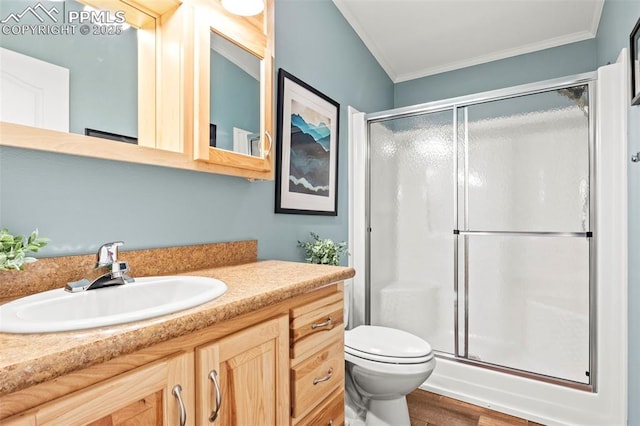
[345,325,432,360]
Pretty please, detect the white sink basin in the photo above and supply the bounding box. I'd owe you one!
[0,276,227,334]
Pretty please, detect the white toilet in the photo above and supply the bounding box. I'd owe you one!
[343,282,436,426]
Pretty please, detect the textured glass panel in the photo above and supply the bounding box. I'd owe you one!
[369,110,455,354]
[463,85,590,232]
[466,235,590,383]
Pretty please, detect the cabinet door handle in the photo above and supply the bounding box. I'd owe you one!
[172,384,187,426]
[209,370,222,422]
[313,367,334,385]
[264,130,273,158]
[311,315,333,330]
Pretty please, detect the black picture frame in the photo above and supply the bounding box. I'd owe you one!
[85,128,137,144]
[275,69,340,216]
[631,17,640,105]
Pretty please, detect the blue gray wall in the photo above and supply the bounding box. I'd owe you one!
[0,0,393,263]
[394,1,639,423]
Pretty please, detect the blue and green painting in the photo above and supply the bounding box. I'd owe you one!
[289,99,331,197]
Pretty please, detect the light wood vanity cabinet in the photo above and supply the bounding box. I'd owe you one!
[3,352,194,426]
[290,292,345,426]
[0,284,345,426]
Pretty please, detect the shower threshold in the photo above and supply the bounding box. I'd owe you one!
[435,351,593,392]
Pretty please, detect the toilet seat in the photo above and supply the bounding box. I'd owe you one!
[345,350,435,375]
[345,325,433,364]
[345,346,433,364]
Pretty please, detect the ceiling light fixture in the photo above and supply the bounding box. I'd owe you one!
[221,0,264,16]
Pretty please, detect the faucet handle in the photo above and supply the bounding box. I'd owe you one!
[96,241,124,268]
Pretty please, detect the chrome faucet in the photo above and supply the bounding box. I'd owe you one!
[65,241,135,292]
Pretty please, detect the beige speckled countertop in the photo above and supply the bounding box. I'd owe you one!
[0,260,355,396]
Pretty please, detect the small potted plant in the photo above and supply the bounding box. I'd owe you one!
[0,228,49,271]
[297,232,348,266]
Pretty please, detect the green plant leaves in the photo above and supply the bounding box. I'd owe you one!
[297,232,349,266]
[0,228,49,271]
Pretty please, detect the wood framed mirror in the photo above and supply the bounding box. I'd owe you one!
[0,0,275,180]
[0,0,184,153]
[191,0,275,180]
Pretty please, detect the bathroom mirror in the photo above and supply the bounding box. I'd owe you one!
[0,0,199,170]
[192,0,275,179]
[1,0,276,179]
[0,0,156,147]
[210,31,261,157]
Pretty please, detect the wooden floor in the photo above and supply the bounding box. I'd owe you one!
[407,389,545,426]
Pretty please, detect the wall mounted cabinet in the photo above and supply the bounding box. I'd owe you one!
[191,0,275,180]
[0,0,275,180]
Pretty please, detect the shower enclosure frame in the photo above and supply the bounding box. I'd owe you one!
[363,72,597,391]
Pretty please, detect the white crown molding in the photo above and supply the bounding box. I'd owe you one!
[333,0,605,85]
[332,0,400,81]
[590,0,605,37]
[395,30,598,83]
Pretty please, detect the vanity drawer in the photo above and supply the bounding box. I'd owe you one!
[290,293,343,359]
[291,338,344,418]
[294,389,344,426]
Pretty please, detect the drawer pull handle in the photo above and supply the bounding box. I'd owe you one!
[209,370,222,422]
[312,316,333,330]
[328,420,333,426]
[313,367,334,385]
[172,384,187,426]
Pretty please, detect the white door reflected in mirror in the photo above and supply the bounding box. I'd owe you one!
[233,127,261,156]
[0,0,143,143]
[0,48,69,132]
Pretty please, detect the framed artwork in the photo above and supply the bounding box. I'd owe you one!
[85,128,137,144]
[631,17,640,105]
[275,69,340,215]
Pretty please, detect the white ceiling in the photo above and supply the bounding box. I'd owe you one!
[333,0,604,83]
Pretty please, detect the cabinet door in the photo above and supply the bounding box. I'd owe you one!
[196,315,289,426]
[191,0,275,180]
[33,352,194,426]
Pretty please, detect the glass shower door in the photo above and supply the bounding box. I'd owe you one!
[369,110,455,354]
[366,81,594,387]
[458,85,592,384]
